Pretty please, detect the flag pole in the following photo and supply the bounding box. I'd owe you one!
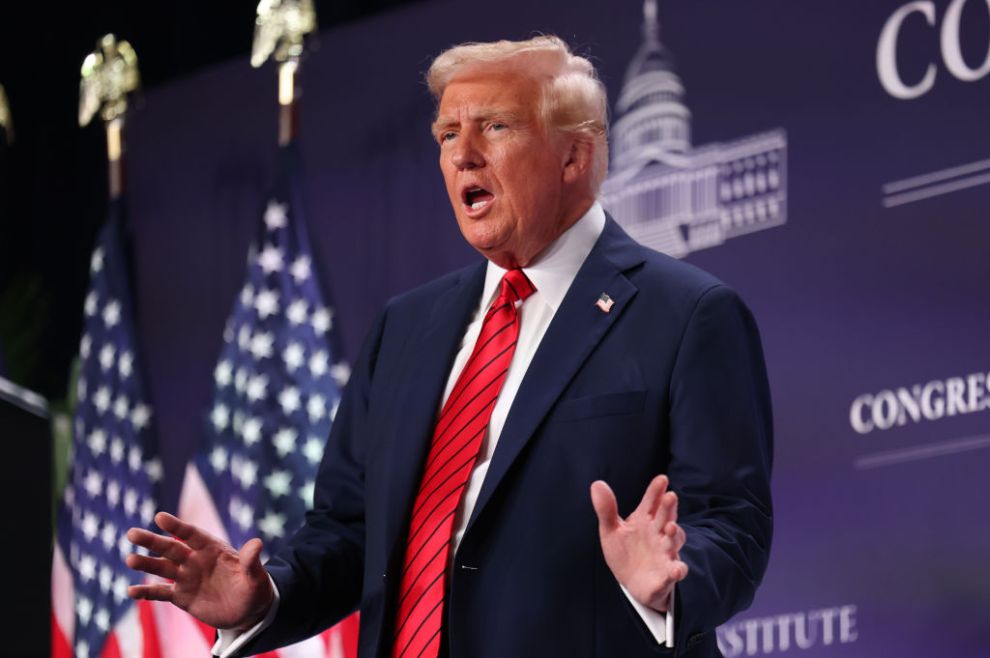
[251,0,316,146]
[78,34,140,201]
[0,83,13,145]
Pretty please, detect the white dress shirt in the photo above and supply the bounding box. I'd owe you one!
[215,202,673,656]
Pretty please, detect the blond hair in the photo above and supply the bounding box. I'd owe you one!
[427,35,609,191]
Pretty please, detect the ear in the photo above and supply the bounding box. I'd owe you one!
[562,136,594,185]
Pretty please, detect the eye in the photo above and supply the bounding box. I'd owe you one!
[487,122,507,132]
[439,131,457,144]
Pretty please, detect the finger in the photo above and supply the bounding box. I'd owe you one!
[125,553,180,581]
[633,475,668,518]
[663,523,687,552]
[651,491,678,531]
[668,560,689,583]
[126,527,191,564]
[154,512,215,550]
[239,537,266,577]
[590,480,621,533]
[128,582,175,602]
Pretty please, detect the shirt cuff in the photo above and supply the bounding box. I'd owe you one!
[212,574,280,658]
[618,582,675,648]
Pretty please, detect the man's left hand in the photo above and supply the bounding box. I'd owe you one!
[590,475,688,612]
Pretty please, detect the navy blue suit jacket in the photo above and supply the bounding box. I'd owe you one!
[243,217,773,658]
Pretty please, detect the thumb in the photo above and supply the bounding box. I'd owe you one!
[239,537,266,576]
[590,480,620,533]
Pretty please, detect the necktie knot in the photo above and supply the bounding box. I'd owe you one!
[500,268,536,305]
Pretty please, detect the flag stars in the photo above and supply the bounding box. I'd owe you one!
[246,374,269,403]
[94,608,111,632]
[215,360,233,387]
[331,362,352,387]
[87,429,107,456]
[273,427,298,457]
[99,344,116,371]
[258,511,286,538]
[146,458,163,482]
[131,403,151,430]
[234,367,248,394]
[118,350,133,378]
[101,523,117,551]
[307,394,327,423]
[241,417,263,446]
[140,499,156,525]
[211,403,230,432]
[210,446,229,473]
[113,394,129,420]
[286,299,308,325]
[229,497,254,530]
[113,574,129,603]
[254,288,280,319]
[264,470,292,498]
[299,481,315,507]
[278,387,301,415]
[128,446,143,472]
[303,437,324,464]
[77,642,90,658]
[311,307,333,334]
[99,564,113,592]
[238,326,252,351]
[123,488,138,516]
[283,342,305,372]
[106,480,121,508]
[309,350,329,377]
[81,512,100,541]
[117,536,131,561]
[240,284,255,308]
[258,246,284,274]
[102,300,121,328]
[83,469,103,499]
[264,201,288,230]
[78,556,97,585]
[93,387,111,414]
[91,247,105,273]
[290,255,311,283]
[84,292,99,317]
[110,438,124,464]
[249,332,275,360]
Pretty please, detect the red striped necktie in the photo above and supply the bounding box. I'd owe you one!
[392,268,536,658]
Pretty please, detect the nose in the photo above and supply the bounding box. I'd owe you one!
[450,131,484,170]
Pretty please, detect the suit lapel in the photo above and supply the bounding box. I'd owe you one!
[381,262,486,564]
[466,218,646,533]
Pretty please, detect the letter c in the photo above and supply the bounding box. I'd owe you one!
[877,1,937,99]
[942,0,990,81]
[850,394,874,434]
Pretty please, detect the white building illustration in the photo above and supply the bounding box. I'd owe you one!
[601,0,788,258]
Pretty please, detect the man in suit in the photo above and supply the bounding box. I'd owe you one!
[127,36,772,658]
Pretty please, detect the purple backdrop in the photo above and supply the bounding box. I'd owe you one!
[123,1,990,655]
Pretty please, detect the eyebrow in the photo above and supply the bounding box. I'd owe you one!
[431,110,527,137]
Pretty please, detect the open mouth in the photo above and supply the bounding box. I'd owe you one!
[463,186,495,211]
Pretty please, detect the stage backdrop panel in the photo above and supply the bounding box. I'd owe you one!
[124,1,990,656]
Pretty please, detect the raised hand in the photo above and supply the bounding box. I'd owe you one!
[126,511,274,631]
[590,475,688,612]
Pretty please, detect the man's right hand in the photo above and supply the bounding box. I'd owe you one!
[126,511,274,631]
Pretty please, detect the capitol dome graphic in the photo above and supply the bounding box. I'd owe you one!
[602,0,788,258]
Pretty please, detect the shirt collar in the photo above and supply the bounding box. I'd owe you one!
[481,202,607,312]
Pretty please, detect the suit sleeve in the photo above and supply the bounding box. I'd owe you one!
[236,309,388,653]
[666,284,774,650]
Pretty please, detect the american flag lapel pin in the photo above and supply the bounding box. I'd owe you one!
[595,293,614,313]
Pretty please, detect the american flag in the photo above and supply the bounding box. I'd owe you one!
[169,144,358,658]
[52,204,164,658]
